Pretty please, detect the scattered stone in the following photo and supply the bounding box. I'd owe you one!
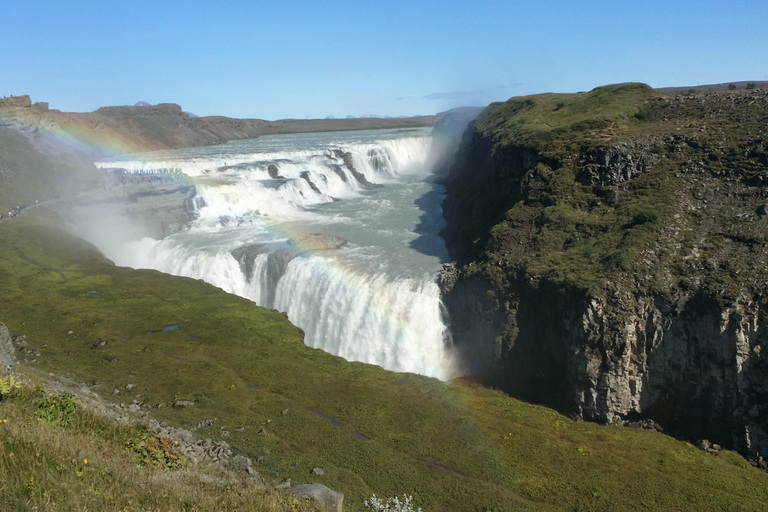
[93,338,106,348]
[142,346,151,352]
[281,408,289,415]
[258,428,267,435]
[192,418,216,430]
[284,483,343,512]
[626,418,664,432]
[67,330,74,335]
[311,467,325,475]
[108,357,119,363]
[173,399,195,408]
[228,454,253,473]
[274,478,291,490]
[697,439,721,455]
[125,383,137,391]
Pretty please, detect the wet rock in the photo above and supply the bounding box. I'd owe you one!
[267,164,284,179]
[231,244,268,280]
[290,233,347,251]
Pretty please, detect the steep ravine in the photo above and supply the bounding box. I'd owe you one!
[439,83,768,459]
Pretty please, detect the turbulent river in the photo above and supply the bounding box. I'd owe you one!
[94,127,456,379]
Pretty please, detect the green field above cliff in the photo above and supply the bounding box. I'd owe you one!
[445,83,768,296]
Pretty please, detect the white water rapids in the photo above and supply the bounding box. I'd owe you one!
[92,127,456,379]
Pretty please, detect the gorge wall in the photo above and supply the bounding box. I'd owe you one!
[440,83,768,458]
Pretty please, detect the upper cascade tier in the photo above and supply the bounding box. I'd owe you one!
[97,130,435,223]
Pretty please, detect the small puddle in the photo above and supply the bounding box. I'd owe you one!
[306,407,343,427]
[417,459,469,478]
[395,378,410,385]
[351,431,371,441]
[147,324,182,335]
[87,290,99,294]
[247,385,261,390]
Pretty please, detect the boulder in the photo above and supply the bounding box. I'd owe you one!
[231,244,268,280]
[284,483,343,512]
[0,322,14,372]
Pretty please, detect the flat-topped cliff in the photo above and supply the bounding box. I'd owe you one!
[440,83,768,458]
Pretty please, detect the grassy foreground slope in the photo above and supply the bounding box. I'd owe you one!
[1,211,768,511]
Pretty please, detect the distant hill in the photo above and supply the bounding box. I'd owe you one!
[656,80,768,93]
[0,95,443,154]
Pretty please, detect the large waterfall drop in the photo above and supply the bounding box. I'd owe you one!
[93,127,454,379]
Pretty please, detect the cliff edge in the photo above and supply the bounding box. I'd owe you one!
[440,83,768,458]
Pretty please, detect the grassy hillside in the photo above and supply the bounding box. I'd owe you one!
[2,210,768,511]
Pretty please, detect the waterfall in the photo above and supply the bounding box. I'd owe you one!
[95,128,455,379]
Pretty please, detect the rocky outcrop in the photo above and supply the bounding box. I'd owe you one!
[290,233,348,251]
[59,177,200,241]
[0,322,14,372]
[440,84,768,458]
[231,244,268,280]
[284,483,343,512]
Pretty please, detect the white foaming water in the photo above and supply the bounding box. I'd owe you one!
[95,127,454,379]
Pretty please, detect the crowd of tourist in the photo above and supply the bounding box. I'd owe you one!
[0,202,32,220]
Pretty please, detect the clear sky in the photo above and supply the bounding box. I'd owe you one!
[1,0,766,120]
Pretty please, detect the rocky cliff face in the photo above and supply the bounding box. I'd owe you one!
[440,84,768,458]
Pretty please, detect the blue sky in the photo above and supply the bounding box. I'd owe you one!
[1,0,766,120]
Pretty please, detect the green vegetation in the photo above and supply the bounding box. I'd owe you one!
[1,210,768,511]
[0,369,318,511]
[36,393,78,427]
[125,426,189,469]
[474,83,656,151]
